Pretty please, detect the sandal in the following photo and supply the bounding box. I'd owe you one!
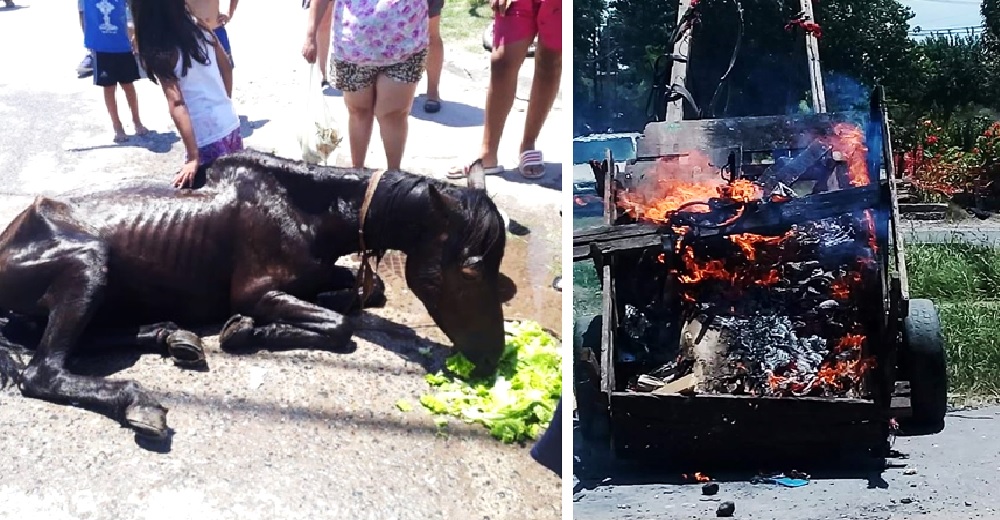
[424,99,441,114]
[518,150,545,179]
[447,160,505,180]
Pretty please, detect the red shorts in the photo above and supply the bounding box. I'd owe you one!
[493,0,562,51]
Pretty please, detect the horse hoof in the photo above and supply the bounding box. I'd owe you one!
[125,403,169,440]
[219,314,255,352]
[166,330,206,368]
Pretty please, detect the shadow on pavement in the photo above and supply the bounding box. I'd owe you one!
[497,161,562,191]
[573,419,895,496]
[67,130,180,154]
[322,84,343,97]
[1,4,27,10]
[410,95,485,128]
[239,115,270,139]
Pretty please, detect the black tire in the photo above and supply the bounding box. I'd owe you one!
[574,314,609,440]
[899,298,948,435]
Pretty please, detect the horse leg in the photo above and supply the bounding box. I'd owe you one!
[219,290,354,353]
[314,266,387,314]
[80,322,206,369]
[0,204,168,439]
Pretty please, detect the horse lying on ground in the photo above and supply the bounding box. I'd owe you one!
[0,150,506,440]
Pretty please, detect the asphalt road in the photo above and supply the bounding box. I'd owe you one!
[573,406,1000,520]
[0,3,563,519]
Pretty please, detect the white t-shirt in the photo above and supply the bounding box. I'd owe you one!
[173,33,240,148]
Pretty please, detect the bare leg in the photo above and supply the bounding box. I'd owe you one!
[120,82,149,136]
[518,44,561,176]
[479,38,534,169]
[103,85,127,143]
[343,86,376,168]
[318,6,333,84]
[425,16,443,105]
[374,74,419,170]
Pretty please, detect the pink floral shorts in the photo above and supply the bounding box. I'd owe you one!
[198,128,244,166]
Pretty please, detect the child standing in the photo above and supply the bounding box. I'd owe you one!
[82,0,149,143]
[131,0,242,189]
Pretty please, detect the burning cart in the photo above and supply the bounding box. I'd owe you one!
[572,87,948,466]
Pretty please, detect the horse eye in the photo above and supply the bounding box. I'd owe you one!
[460,256,484,280]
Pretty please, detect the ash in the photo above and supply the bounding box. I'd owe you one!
[716,314,828,392]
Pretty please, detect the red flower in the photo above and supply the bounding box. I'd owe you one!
[974,148,981,154]
[926,135,939,145]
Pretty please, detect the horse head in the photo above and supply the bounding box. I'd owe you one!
[400,182,507,375]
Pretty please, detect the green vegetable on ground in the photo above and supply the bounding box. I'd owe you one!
[395,399,413,412]
[419,320,562,444]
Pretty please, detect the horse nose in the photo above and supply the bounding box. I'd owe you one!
[456,330,504,377]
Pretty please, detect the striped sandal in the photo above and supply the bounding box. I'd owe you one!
[518,150,545,179]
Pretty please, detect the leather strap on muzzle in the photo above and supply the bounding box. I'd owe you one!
[356,168,386,307]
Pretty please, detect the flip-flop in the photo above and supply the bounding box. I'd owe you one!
[447,160,505,179]
[518,150,545,179]
[424,99,441,113]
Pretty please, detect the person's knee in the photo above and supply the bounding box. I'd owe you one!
[534,46,562,82]
[345,100,374,119]
[490,45,527,76]
[375,104,410,122]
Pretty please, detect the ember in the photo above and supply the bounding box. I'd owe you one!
[614,122,880,400]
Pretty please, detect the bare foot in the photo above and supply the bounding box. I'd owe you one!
[113,127,128,143]
[134,122,150,136]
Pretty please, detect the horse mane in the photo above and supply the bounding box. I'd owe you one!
[210,150,505,261]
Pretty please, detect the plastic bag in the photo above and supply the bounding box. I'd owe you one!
[297,64,342,165]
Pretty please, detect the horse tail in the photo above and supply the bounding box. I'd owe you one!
[0,335,24,389]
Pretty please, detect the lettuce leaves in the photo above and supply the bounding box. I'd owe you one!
[419,321,562,443]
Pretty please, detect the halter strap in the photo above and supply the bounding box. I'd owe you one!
[356,168,386,307]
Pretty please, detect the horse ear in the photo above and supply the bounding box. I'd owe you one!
[427,184,463,221]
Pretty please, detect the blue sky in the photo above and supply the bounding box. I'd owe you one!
[901,0,982,33]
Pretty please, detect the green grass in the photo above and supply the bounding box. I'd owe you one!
[907,243,1000,301]
[440,0,493,52]
[937,302,1000,397]
[908,243,1000,399]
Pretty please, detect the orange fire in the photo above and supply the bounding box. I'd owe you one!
[768,333,875,395]
[682,472,712,483]
[824,122,871,188]
[726,231,794,261]
[831,271,863,300]
[862,209,878,253]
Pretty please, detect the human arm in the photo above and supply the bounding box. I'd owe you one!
[218,0,238,24]
[212,35,233,97]
[161,80,201,188]
[301,0,332,63]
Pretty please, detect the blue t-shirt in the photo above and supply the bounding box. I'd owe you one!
[82,0,133,53]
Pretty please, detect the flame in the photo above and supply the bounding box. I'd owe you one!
[824,123,870,188]
[831,271,863,300]
[726,231,794,261]
[862,210,878,253]
[682,472,711,483]
[767,333,875,396]
[721,179,763,203]
[679,248,732,284]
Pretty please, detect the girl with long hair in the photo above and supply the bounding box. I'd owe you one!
[130,0,242,188]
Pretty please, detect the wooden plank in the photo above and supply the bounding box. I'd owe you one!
[880,87,910,304]
[573,222,660,245]
[594,234,663,256]
[600,263,615,394]
[801,0,827,113]
[665,0,693,123]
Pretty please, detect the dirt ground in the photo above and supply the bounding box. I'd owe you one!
[0,2,563,519]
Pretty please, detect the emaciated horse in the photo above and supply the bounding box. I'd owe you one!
[0,150,506,440]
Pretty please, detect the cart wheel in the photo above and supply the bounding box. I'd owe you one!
[899,299,948,435]
[574,314,609,441]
